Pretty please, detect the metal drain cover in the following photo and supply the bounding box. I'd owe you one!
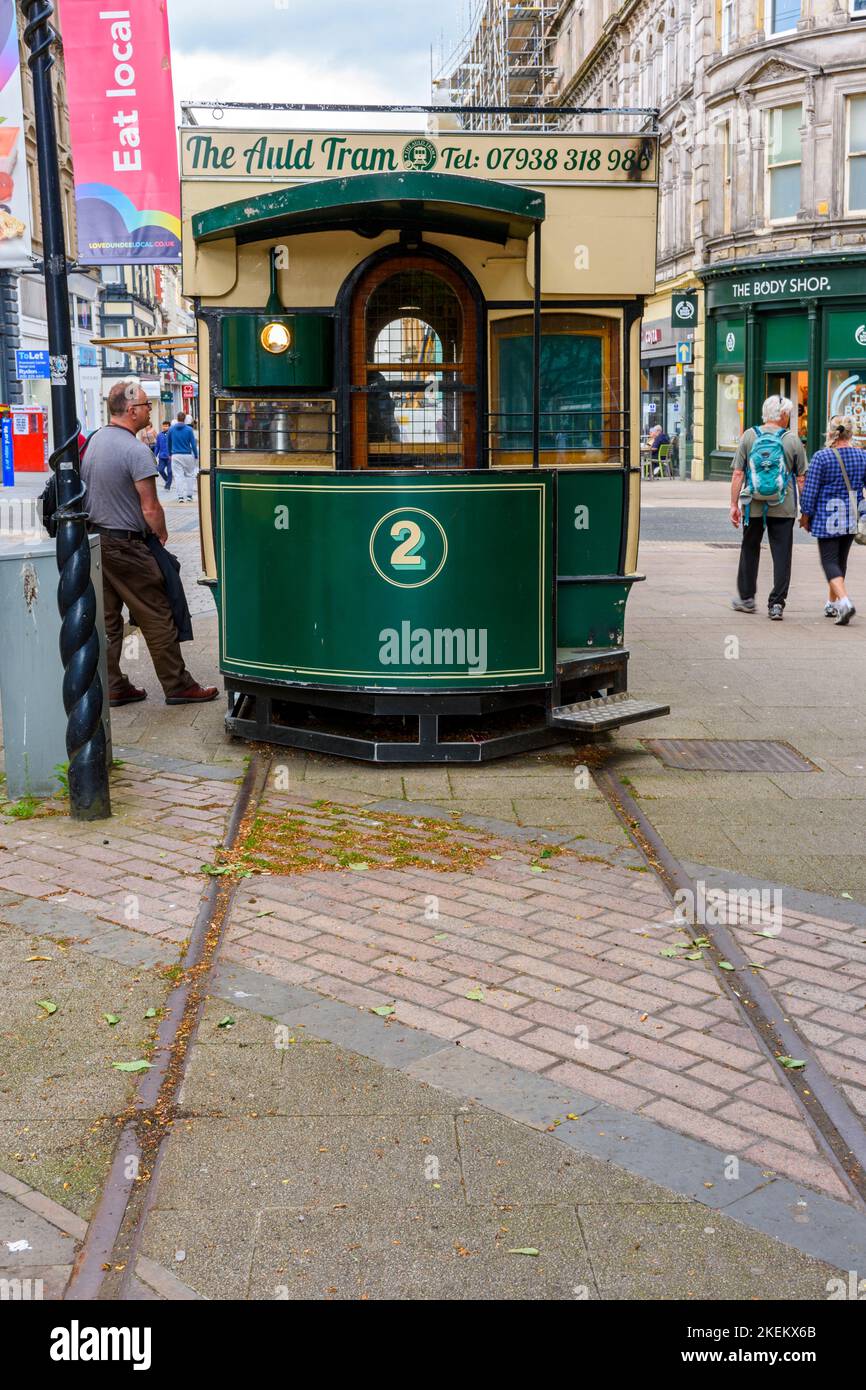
[641,738,818,773]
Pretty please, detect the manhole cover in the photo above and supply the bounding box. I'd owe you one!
[641,738,818,773]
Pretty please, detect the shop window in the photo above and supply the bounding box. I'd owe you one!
[828,370,866,447]
[767,105,802,222]
[490,314,621,466]
[846,96,866,213]
[716,372,744,450]
[769,0,800,33]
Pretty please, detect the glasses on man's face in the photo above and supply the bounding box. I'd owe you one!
[131,400,151,411]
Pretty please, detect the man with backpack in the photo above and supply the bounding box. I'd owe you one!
[730,395,807,620]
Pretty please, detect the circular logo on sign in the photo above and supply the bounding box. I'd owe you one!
[725,332,736,353]
[855,324,866,347]
[370,507,448,589]
[402,137,438,172]
[675,299,695,321]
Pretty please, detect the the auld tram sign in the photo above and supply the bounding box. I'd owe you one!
[181,130,658,184]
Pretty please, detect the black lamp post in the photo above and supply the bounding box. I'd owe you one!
[21,0,110,819]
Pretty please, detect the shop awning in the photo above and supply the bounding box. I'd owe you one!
[191,172,545,247]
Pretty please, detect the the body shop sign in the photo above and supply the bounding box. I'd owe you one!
[707,261,866,309]
[59,0,181,263]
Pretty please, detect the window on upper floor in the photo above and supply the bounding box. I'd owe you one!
[767,104,802,221]
[847,95,866,212]
[770,0,800,32]
[721,120,734,234]
[720,0,735,54]
[851,0,866,15]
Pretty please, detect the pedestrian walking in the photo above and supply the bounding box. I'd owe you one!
[168,410,198,502]
[80,380,218,707]
[799,414,866,626]
[729,394,807,620]
[154,419,172,491]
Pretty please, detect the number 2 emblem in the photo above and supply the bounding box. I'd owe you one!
[370,507,448,588]
[390,520,426,571]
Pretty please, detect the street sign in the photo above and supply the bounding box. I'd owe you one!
[675,341,693,365]
[182,383,196,399]
[672,292,698,327]
[14,349,51,380]
[157,357,174,371]
[160,390,173,403]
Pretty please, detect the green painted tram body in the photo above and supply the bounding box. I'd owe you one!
[181,118,667,759]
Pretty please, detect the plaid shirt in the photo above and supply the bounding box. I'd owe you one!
[800,446,866,539]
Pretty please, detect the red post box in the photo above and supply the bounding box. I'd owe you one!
[11,407,49,472]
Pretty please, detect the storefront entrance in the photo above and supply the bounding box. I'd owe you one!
[701,254,866,477]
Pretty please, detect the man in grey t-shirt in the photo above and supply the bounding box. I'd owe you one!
[81,380,217,707]
[729,394,807,620]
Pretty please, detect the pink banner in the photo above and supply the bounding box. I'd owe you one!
[59,0,180,263]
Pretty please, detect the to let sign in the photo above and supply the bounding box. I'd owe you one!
[15,350,50,379]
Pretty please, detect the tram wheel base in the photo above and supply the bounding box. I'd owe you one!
[222,652,667,763]
[225,693,563,763]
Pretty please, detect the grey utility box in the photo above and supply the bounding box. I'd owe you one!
[0,535,112,800]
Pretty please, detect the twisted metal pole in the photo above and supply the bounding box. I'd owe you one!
[21,0,110,819]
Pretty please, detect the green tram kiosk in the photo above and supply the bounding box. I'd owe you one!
[181,109,669,761]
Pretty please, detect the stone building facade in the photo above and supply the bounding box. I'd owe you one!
[547,0,866,476]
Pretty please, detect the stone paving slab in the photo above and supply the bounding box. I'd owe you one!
[138,1001,848,1300]
[625,542,866,900]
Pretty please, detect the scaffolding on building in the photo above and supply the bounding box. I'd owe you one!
[433,2,560,131]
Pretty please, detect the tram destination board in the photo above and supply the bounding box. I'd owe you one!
[181,130,658,185]
[216,471,553,689]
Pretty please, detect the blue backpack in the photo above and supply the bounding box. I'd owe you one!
[742,426,790,522]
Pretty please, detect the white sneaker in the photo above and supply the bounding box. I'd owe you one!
[835,601,856,626]
[824,602,837,617]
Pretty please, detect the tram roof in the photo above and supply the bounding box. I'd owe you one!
[191,171,545,247]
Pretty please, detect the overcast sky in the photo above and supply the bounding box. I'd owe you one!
[169,0,471,129]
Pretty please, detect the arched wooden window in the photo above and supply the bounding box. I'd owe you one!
[350,254,477,469]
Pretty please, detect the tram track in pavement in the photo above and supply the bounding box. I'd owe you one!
[62,740,866,1299]
[64,751,273,1301]
[591,763,866,1209]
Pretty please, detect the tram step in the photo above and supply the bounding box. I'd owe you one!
[548,692,670,733]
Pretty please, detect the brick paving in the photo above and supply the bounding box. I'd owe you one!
[2,759,864,1206]
[0,762,237,947]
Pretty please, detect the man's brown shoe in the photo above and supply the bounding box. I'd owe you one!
[165,684,219,705]
[110,685,147,707]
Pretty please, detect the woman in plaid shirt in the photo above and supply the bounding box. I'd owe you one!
[799,415,866,626]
